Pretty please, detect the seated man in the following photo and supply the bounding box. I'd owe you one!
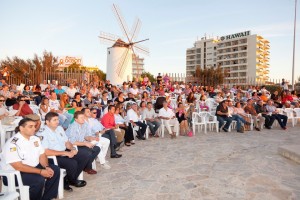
[1,118,60,200]
[101,105,123,158]
[82,107,112,169]
[255,100,275,129]
[39,112,88,192]
[66,111,100,174]
[158,101,179,138]
[244,99,265,131]
[265,100,288,130]
[143,102,161,137]
[127,103,147,140]
[216,100,232,132]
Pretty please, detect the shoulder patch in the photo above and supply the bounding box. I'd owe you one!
[11,137,19,144]
[10,147,17,152]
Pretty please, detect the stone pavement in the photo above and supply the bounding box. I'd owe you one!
[64,126,300,200]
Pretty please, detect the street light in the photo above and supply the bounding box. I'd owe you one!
[292,0,297,90]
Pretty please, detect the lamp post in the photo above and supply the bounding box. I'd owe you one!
[292,0,297,90]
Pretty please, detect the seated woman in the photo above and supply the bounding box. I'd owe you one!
[72,92,84,111]
[234,102,251,131]
[0,95,9,120]
[139,101,147,115]
[114,92,126,104]
[23,84,41,105]
[60,93,76,115]
[176,102,191,136]
[199,95,209,111]
[39,97,51,121]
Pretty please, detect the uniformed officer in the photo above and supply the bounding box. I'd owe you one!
[38,112,88,192]
[1,118,60,200]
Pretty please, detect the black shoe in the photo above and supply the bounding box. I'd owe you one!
[265,126,271,129]
[70,180,87,187]
[255,127,261,131]
[64,185,73,192]
[136,135,146,140]
[222,128,228,132]
[111,154,122,158]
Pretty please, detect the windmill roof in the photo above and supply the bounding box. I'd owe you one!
[113,39,128,47]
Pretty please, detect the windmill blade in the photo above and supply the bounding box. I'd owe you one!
[134,44,150,56]
[112,4,131,43]
[98,31,123,46]
[116,48,130,77]
[130,17,142,42]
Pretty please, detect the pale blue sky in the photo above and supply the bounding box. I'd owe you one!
[0,0,298,81]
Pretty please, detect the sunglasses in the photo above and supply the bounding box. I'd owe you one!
[0,100,5,102]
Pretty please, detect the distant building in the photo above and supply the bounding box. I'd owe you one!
[132,54,145,78]
[186,31,270,85]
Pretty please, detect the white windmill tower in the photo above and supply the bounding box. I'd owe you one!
[99,4,149,85]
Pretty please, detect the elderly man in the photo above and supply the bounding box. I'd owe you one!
[143,102,161,137]
[127,103,147,140]
[66,111,100,174]
[265,100,288,130]
[39,112,88,191]
[244,99,265,131]
[158,101,179,138]
[227,100,251,133]
[255,100,275,129]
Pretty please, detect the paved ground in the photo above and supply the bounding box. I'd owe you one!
[64,125,300,200]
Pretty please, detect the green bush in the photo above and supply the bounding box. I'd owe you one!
[265,85,282,94]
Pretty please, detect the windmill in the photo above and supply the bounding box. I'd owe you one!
[99,4,149,85]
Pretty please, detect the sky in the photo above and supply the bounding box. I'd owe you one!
[0,0,299,82]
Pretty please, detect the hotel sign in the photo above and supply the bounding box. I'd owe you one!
[58,56,82,67]
[220,31,251,41]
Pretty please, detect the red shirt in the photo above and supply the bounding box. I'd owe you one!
[101,112,116,129]
[13,103,33,116]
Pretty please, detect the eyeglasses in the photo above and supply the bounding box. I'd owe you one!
[0,100,4,102]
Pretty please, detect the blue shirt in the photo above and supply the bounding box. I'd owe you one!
[54,88,65,95]
[87,118,104,135]
[65,121,92,143]
[38,125,68,151]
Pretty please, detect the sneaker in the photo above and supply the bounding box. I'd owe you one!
[101,163,111,170]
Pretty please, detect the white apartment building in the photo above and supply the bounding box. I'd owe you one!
[186,31,270,85]
[132,54,145,78]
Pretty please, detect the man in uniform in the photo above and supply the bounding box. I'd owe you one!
[66,111,100,174]
[38,112,88,192]
[1,118,60,200]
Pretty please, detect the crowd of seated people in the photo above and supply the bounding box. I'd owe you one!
[0,76,300,198]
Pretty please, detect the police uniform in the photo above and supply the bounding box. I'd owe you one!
[38,125,90,185]
[1,132,60,200]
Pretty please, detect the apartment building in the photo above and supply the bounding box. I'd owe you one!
[186,31,270,85]
[132,54,145,78]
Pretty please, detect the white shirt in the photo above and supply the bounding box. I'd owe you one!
[39,104,51,120]
[40,83,49,91]
[1,133,44,170]
[49,99,60,110]
[158,107,175,118]
[129,88,139,95]
[66,88,77,98]
[127,109,140,122]
[142,108,156,120]
[114,114,125,124]
[89,88,100,97]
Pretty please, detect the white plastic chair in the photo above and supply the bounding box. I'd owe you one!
[284,108,295,127]
[0,170,20,200]
[0,169,30,200]
[192,112,206,135]
[160,119,179,138]
[47,156,66,199]
[201,112,219,132]
[293,108,300,125]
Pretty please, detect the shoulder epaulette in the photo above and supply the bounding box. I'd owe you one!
[11,137,19,144]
